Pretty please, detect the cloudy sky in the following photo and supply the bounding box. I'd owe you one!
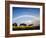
[12,7,40,25]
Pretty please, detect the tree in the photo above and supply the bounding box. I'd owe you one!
[20,23,27,26]
[28,24,33,26]
[13,23,17,26]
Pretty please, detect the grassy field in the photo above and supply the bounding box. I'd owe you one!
[12,25,40,31]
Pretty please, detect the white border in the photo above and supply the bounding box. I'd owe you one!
[10,4,43,34]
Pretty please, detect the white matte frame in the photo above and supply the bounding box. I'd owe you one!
[10,4,43,34]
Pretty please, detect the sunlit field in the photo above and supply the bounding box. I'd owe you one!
[12,24,40,31]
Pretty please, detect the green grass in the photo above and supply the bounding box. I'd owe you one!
[13,26,32,28]
[13,26,33,30]
[13,25,40,30]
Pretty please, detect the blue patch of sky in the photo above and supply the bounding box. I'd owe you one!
[12,7,40,18]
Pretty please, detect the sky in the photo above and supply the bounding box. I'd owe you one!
[13,7,40,18]
[12,7,40,25]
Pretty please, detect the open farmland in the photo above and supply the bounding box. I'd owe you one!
[12,24,40,31]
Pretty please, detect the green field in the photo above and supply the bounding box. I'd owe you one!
[13,26,33,29]
[13,25,40,31]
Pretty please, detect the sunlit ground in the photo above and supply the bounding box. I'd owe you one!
[12,25,40,31]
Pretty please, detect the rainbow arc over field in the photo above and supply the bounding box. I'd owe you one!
[12,7,40,26]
